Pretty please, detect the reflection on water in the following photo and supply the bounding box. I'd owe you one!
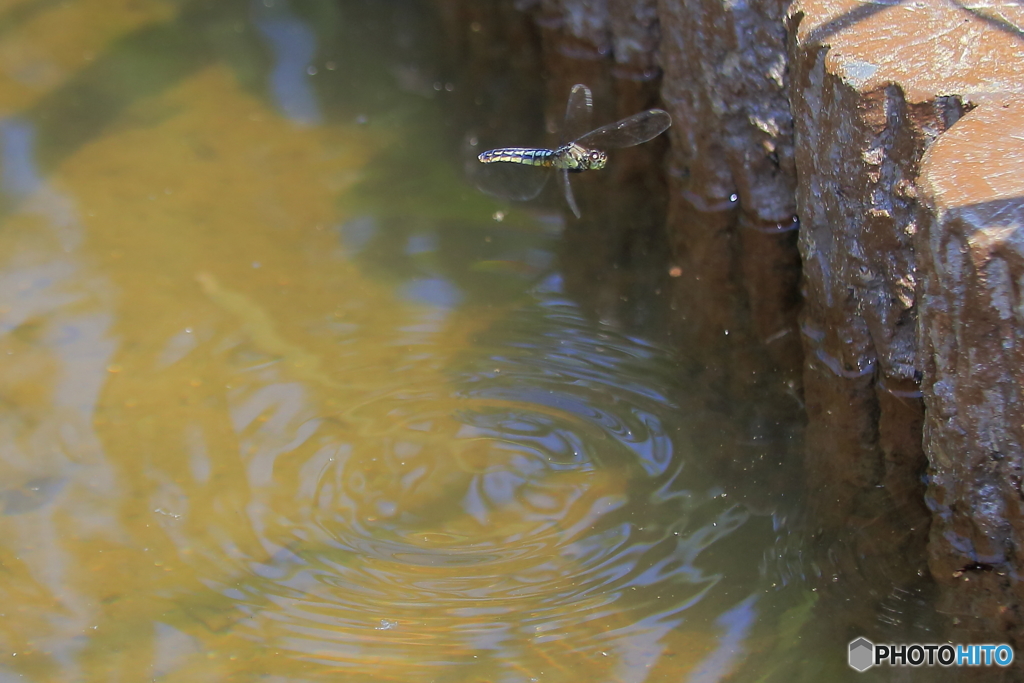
[0,1,844,682]
[252,0,321,125]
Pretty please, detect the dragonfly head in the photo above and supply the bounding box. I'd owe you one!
[585,148,608,170]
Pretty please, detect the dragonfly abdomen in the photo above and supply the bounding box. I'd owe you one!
[478,148,556,167]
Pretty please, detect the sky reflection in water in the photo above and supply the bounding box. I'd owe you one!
[0,1,806,682]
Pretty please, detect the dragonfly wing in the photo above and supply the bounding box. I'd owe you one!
[574,109,672,149]
[472,161,551,201]
[560,84,594,146]
[561,168,581,218]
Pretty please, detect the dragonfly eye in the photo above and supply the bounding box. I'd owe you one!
[590,151,601,160]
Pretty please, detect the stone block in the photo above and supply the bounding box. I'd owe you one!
[657,0,803,405]
[790,0,1024,649]
[918,97,1024,646]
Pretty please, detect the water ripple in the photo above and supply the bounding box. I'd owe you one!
[169,293,764,680]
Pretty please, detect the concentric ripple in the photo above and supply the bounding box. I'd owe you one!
[179,284,761,682]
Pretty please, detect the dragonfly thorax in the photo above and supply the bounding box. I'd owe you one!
[555,143,607,172]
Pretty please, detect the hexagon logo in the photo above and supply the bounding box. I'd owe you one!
[849,637,874,672]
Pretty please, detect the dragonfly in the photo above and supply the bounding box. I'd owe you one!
[475,84,672,218]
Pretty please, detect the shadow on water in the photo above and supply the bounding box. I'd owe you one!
[0,0,960,682]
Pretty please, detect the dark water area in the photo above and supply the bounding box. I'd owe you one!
[0,0,956,681]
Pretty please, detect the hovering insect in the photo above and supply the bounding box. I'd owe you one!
[475,84,672,218]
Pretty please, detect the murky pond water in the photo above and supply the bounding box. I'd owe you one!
[0,1,914,681]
